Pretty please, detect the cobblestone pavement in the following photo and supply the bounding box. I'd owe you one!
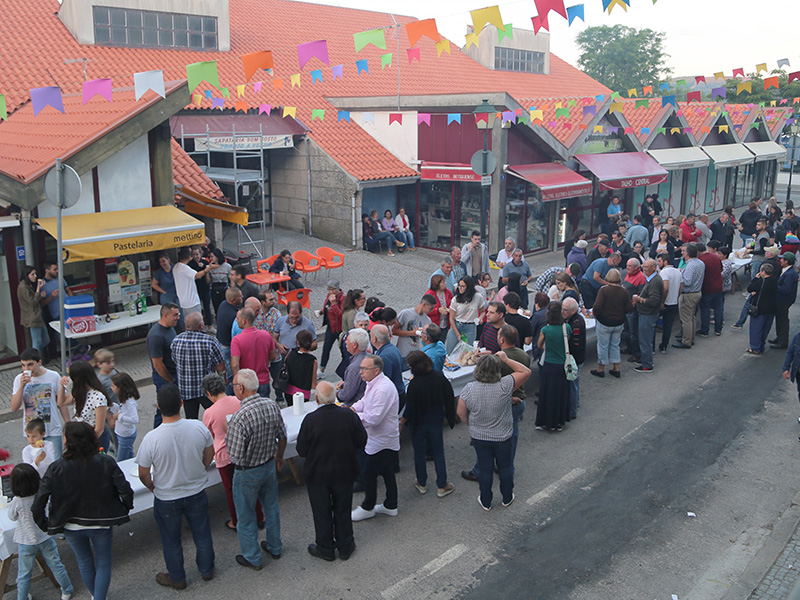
[750,525,800,599]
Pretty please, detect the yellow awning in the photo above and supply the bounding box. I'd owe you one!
[36,206,205,263]
[175,184,249,227]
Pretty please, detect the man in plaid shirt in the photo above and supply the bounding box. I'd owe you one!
[226,368,287,571]
[255,290,281,333]
[170,312,226,419]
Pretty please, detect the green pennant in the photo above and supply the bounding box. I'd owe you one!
[0,94,6,121]
[611,92,621,100]
[516,112,527,124]
[221,87,230,98]
[635,99,650,109]
[656,127,666,135]
[750,122,760,129]
[567,99,576,107]
[312,109,325,121]
[676,79,687,87]
[186,61,220,91]
[381,53,393,69]
[498,23,513,42]
[556,107,570,119]
[354,29,386,52]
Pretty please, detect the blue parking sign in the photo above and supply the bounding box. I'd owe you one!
[16,246,25,261]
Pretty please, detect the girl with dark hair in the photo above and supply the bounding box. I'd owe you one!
[108,373,140,461]
[283,329,317,405]
[369,306,397,330]
[269,249,302,290]
[33,421,133,600]
[208,248,232,315]
[58,360,112,450]
[401,351,456,497]
[9,463,73,600]
[445,276,483,352]
[535,302,570,432]
[17,265,49,356]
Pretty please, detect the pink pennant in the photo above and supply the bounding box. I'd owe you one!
[687,91,701,103]
[624,127,633,134]
[82,78,112,105]
[531,13,549,34]
[258,104,271,115]
[254,82,262,93]
[695,76,705,84]
[389,113,403,125]
[297,40,330,70]
[407,47,421,64]
[733,68,744,78]
[418,113,431,126]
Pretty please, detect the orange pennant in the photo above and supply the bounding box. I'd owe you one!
[242,51,274,82]
[405,19,440,46]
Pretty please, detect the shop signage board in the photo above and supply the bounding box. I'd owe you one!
[195,135,294,151]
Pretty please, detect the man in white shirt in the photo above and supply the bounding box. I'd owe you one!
[138,384,215,589]
[656,253,682,354]
[172,246,216,323]
[495,238,516,269]
[11,348,69,459]
[350,355,400,522]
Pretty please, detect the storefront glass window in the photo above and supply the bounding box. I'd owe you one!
[558,195,595,244]
[397,184,418,244]
[505,179,526,248]
[658,174,676,218]
[682,168,701,215]
[0,235,18,360]
[419,182,453,250]
[704,167,721,214]
[455,182,483,249]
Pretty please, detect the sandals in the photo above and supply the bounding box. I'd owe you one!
[226,520,237,530]
[745,348,762,355]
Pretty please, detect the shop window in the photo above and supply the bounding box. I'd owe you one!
[0,235,18,359]
[558,195,594,245]
[455,182,484,249]
[524,193,549,252]
[704,167,721,214]
[505,180,526,248]
[494,47,545,74]
[419,182,453,250]
[682,168,701,215]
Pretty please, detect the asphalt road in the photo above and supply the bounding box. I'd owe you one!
[5,298,800,600]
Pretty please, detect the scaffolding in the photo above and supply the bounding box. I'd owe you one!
[179,124,274,258]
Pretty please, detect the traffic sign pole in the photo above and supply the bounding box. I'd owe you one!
[56,159,67,375]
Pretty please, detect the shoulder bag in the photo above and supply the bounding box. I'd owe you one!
[747,280,763,317]
[274,349,292,394]
[562,324,579,381]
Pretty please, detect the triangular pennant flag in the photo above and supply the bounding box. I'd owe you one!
[778,58,791,68]
[713,72,725,80]
[583,105,597,116]
[711,86,726,99]
[764,76,779,90]
[283,106,296,118]
[661,95,676,107]
[656,127,666,135]
[498,24,513,42]
[405,19,440,47]
[517,112,527,124]
[660,82,670,91]
[362,113,375,125]
[593,125,603,133]
[531,13,549,34]
[567,100,576,107]
[596,94,605,103]
[733,68,744,78]
[643,85,653,95]
[356,59,369,74]
[609,102,623,113]
[312,109,325,121]
[548,120,557,128]
[418,113,431,125]
[555,102,563,109]
[608,126,619,134]
[297,40,330,70]
[337,110,350,122]
[701,126,711,134]
[354,29,386,52]
[273,79,284,91]
[579,124,588,131]
[603,0,630,13]
[311,70,323,84]
[211,97,224,110]
[381,53,393,69]
[755,63,768,74]
[465,33,480,49]
[447,113,461,125]
[502,111,515,124]
[258,104,271,115]
[435,40,451,57]
[737,81,752,95]
[535,0,568,20]
[242,51,273,82]
[235,101,248,113]
[407,47,421,63]
[750,122,761,129]
[687,91,701,103]
[192,93,202,106]
[0,94,6,121]
[254,82,262,93]
[186,61,220,91]
[134,70,165,101]
[290,74,301,89]
[555,107,570,118]
[332,65,344,80]
[82,78,112,105]
[470,6,505,33]
[530,109,543,121]
[695,76,706,84]
[635,99,650,109]
[566,4,584,24]
[641,127,650,135]
[670,127,680,135]
[676,79,687,88]
[389,113,402,125]
[718,125,729,133]
[624,127,633,134]
[204,90,212,100]
[236,84,245,98]
[789,71,800,84]
[610,92,621,101]
[627,88,637,98]
[221,87,230,98]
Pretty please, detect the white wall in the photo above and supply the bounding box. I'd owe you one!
[98,134,152,211]
[351,112,418,168]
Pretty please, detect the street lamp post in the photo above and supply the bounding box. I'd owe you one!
[787,125,800,202]
[474,99,497,242]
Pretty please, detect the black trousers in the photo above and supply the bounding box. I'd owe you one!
[361,449,398,511]
[775,302,791,346]
[320,327,338,369]
[307,481,355,554]
[184,395,212,420]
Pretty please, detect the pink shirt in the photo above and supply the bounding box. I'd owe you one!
[231,326,275,384]
[351,373,400,455]
[202,395,241,467]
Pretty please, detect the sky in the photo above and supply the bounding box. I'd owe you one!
[295,0,800,79]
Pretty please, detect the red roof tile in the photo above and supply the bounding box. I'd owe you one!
[620,99,669,144]
[0,0,609,182]
[171,139,223,200]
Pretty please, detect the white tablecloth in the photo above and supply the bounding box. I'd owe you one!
[49,306,162,340]
[731,255,753,273]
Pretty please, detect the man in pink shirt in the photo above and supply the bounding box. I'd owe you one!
[231,309,277,398]
[201,373,263,530]
[350,355,400,522]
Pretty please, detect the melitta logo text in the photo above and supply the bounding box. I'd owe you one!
[173,232,204,244]
[113,239,154,252]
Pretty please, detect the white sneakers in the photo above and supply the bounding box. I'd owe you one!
[414,481,427,494]
[351,504,398,521]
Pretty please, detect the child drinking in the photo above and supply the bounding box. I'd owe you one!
[7,463,73,600]
[21,418,54,477]
[94,349,120,454]
[107,373,139,461]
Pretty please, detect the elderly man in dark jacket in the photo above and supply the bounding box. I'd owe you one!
[770,252,799,349]
[297,381,367,561]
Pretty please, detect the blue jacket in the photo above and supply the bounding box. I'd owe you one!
[777,267,798,306]
[422,341,447,372]
[566,247,587,280]
[375,342,405,395]
[782,332,800,381]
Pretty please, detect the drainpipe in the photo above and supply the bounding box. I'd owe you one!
[305,136,313,237]
[20,208,34,266]
[351,191,357,247]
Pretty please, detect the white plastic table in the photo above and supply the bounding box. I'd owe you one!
[48,306,163,339]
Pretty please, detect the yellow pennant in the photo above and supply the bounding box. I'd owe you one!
[283,106,297,118]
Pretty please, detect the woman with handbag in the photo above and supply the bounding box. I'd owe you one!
[535,301,571,432]
[747,263,778,355]
[281,329,317,405]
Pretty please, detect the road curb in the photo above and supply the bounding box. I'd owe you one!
[721,492,800,600]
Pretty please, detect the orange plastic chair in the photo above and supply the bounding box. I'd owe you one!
[277,287,311,310]
[256,255,280,272]
[292,250,322,283]
[316,246,344,272]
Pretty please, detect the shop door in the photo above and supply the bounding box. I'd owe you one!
[1,230,21,361]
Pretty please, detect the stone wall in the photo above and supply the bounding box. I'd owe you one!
[270,139,360,248]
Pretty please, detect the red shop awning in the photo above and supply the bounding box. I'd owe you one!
[420,162,481,182]
[574,152,668,191]
[507,163,593,202]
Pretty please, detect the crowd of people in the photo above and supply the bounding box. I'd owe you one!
[6,198,800,596]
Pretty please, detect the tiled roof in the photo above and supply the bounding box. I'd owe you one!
[523,97,598,146]
[678,101,727,141]
[0,0,609,182]
[620,99,669,144]
[171,139,224,200]
[0,81,183,183]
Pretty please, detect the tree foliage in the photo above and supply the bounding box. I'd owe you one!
[576,25,672,93]
[722,70,800,105]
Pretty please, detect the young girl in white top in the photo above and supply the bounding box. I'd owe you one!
[107,373,140,461]
[58,360,111,451]
[8,463,73,600]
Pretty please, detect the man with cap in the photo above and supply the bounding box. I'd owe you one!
[770,251,798,349]
[586,238,610,264]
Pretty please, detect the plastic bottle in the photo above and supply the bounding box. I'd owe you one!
[141,293,147,313]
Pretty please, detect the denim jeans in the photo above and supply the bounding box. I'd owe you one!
[116,431,136,461]
[63,527,113,600]
[736,296,752,327]
[595,322,623,365]
[637,312,660,369]
[626,311,639,355]
[45,434,63,460]
[474,401,525,476]
[402,230,415,248]
[749,314,774,352]
[699,292,724,334]
[472,438,514,508]
[17,537,73,600]
[569,365,582,417]
[233,461,282,565]
[410,410,447,489]
[153,490,215,583]
[220,345,232,382]
[445,322,477,353]
[29,325,50,357]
